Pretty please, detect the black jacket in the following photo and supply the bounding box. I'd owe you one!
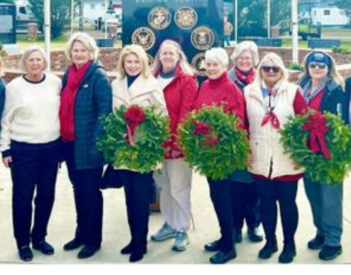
[345,76,351,124]
[300,77,348,124]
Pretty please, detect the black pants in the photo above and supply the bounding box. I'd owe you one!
[120,170,153,254]
[256,179,298,244]
[231,181,260,232]
[64,142,103,247]
[10,140,60,249]
[208,178,234,253]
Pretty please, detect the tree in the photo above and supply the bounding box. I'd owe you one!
[28,0,71,39]
[0,0,14,3]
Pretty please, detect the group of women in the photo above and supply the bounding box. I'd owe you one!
[0,32,351,264]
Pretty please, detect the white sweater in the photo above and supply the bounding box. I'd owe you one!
[0,73,62,152]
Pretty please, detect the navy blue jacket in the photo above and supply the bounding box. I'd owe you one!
[62,61,112,169]
[0,78,5,133]
[345,77,351,125]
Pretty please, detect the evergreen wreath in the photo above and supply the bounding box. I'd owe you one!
[178,105,250,180]
[280,110,351,185]
[98,105,169,173]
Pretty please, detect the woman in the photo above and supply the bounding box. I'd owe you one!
[0,46,62,262]
[228,41,262,243]
[112,45,167,263]
[194,47,244,264]
[150,40,197,252]
[245,52,307,264]
[60,32,112,259]
[299,51,347,261]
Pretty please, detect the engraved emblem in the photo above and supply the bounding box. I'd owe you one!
[132,27,156,50]
[174,7,198,30]
[191,52,206,77]
[148,7,172,30]
[191,26,215,50]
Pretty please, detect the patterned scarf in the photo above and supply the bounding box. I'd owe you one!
[234,67,256,85]
[261,82,280,129]
[302,77,329,104]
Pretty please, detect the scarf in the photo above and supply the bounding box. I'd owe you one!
[60,61,92,141]
[261,81,280,129]
[302,77,329,104]
[234,67,256,85]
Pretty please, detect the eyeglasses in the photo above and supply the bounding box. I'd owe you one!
[308,62,327,69]
[261,66,281,73]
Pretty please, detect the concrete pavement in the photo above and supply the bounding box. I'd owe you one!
[0,166,351,265]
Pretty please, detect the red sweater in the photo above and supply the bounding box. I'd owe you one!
[194,72,245,123]
[158,67,198,159]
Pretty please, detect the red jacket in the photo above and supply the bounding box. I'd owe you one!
[194,72,245,125]
[157,66,198,159]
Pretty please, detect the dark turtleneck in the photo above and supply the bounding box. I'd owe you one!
[126,74,140,88]
[160,67,177,79]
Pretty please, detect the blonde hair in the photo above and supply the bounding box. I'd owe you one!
[255,52,289,85]
[205,47,229,69]
[117,44,150,79]
[230,41,259,66]
[65,32,99,61]
[19,45,48,72]
[152,40,196,76]
[299,51,345,89]
[0,56,4,77]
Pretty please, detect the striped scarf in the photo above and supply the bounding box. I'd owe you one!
[302,78,329,104]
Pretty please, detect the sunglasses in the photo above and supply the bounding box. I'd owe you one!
[261,66,281,73]
[308,62,327,69]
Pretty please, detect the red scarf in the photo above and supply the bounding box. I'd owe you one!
[60,61,92,141]
[234,67,256,85]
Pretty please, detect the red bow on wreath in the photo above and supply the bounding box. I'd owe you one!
[193,120,211,135]
[302,112,332,159]
[123,106,145,146]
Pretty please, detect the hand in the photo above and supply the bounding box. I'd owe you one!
[3,156,13,168]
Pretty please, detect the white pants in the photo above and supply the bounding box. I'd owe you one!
[154,159,193,232]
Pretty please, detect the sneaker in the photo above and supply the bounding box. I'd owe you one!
[319,245,342,261]
[172,231,189,252]
[151,223,177,242]
[307,235,325,250]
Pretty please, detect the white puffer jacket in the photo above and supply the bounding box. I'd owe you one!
[245,80,304,178]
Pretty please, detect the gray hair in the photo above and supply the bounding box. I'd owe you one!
[65,32,99,61]
[19,45,48,72]
[152,40,196,76]
[205,47,229,69]
[230,41,259,66]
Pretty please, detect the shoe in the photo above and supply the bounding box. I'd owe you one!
[248,227,263,243]
[209,249,237,264]
[278,243,296,264]
[63,238,84,251]
[129,251,144,263]
[151,223,177,242]
[172,231,189,252]
[33,241,55,255]
[204,239,221,252]
[258,239,278,259]
[18,246,33,262]
[307,235,325,250]
[233,230,242,243]
[120,243,133,255]
[77,245,100,259]
[121,243,147,255]
[319,245,342,261]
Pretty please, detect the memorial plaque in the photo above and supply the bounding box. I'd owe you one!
[0,4,16,44]
[122,0,224,77]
